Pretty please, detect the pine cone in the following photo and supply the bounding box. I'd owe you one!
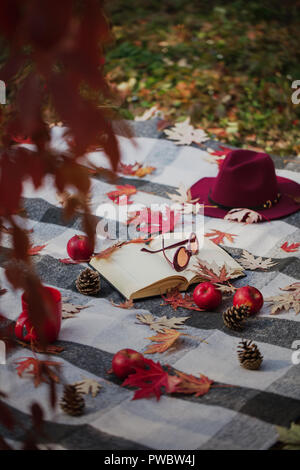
[60,385,85,416]
[222,304,250,330]
[237,340,263,370]
[76,268,100,296]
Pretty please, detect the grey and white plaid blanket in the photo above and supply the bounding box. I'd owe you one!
[1,119,300,450]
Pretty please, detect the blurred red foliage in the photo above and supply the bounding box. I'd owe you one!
[0,0,124,338]
[0,1,125,445]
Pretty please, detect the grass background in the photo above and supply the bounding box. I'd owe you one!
[105,0,300,156]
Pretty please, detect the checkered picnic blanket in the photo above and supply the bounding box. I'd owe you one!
[1,119,300,450]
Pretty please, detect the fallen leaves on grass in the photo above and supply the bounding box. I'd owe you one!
[173,370,214,397]
[265,282,300,315]
[72,378,102,397]
[205,229,237,245]
[122,357,181,401]
[237,250,277,271]
[164,118,209,146]
[161,288,203,311]
[16,357,61,387]
[281,241,300,253]
[224,208,262,224]
[136,313,190,332]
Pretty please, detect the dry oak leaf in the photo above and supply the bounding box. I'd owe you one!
[205,229,237,245]
[28,244,47,256]
[173,370,214,397]
[265,283,300,315]
[224,208,262,224]
[122,357,181,401]
[164,118,209,146]
[281,241,300,253]
[62,299,89,319]
[167,183,199,206]
[237,250,278,271]
[111,299,135,309]
[136,313,190,332]
[144,329,183,354]
[191,259,243,285]
[73,378,102,397]
[161,289,204,311]
[16,357,61,387]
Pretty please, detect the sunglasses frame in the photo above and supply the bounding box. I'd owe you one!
[141,232,199,272]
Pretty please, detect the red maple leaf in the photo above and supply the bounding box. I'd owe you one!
[27,244,47,256]
[173,370,214,397]
[16,357,61,388]
[107,184,137,205]
[122,357,181,401]
[281,241,300,253]
[205,229,236,245]
[118,161,142,176]
[128,207,180,235]
[161,288,204,311]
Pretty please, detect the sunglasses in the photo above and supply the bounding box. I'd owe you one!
[141,232,199,272]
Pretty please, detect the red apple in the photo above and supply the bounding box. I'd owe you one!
[193,282,222,310]
[233,286,263,315]
[67,235,93,261]
[112,349,145,379]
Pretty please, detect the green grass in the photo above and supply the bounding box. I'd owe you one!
[105,0,300,155]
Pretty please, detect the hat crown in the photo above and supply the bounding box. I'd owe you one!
[210,149,279,208]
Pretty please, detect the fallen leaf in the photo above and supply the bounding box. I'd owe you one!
[224,208,262,224]
[191,259,244,284]
[128,207,181,235]
[94,238,153,261]
[111,299,135,309]
[134,166,156,178]
[134,105,161,121]
[164,118,209,146]
[161,288,203,311]
[205,229,237,245]
[118,161,142,176]
[16,340,64,354]
[136,313,190,332]
[16,357,61,387]
[107,184,137,204]
[144,329,183,354]
[265,282,300,315]
[62,300,89,319]
[237,250,277,270]
[281,241,300,253]
[28,244,47,256]
[173,370,213,397]
[73,377,102,397]
[122,357,181,400]
[167,183,199,205]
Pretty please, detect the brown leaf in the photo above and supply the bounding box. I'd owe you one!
[110,299,134,309]
[173,370,213,397]
[62,300,89,319]
[16,357,61,387]
[136,313,189,332]
[144,329,183,354]
[191,259,243,284]
[224,208,262,224]
[161,288,203,311]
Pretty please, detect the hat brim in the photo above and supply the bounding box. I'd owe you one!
[191,176,300,220]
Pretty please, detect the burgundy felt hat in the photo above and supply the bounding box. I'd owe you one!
[189,149,300,220]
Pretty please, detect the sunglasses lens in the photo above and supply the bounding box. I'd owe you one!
[176,247,190,269]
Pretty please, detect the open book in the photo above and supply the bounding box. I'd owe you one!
[90,232,244,300]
